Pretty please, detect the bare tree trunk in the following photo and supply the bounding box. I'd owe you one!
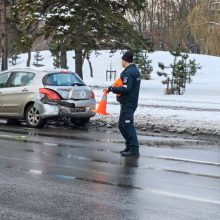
[1,0,8,71]
[75,49,83,79]
[60,46,67,69]
[26,50,31,67]
[86,54,93,78]
[0,3,1,64]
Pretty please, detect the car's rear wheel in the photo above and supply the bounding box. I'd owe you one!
[70,117,90,126]
[25,104,47,128]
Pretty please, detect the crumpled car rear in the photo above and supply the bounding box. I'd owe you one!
[34,94,96,119]
[34,71,96,119]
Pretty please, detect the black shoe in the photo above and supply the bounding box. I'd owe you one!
[121,150,140,157]
[120,147,129,154]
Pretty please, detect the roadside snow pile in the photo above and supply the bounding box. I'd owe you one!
[91,100,220,136]
[7,50,220,135]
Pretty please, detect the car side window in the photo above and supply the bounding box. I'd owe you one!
[11,72,35,87]
[0,72,11,88]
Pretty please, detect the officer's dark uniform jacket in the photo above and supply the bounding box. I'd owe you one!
[112,64,141,107]
[111,63,141,153]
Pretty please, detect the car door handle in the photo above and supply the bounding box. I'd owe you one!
[22,89,28,92]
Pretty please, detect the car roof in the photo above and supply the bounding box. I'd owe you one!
[1,68,76,76]
[1,67,46,75]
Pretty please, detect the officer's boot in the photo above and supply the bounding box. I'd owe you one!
[120,143,130,154]
[121,145,139,157]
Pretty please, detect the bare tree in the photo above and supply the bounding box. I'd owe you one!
[127,0,198,52]
[188,0,220,55]
[0,0,8,71]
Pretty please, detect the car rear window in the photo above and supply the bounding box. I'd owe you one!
[43,72,86,86]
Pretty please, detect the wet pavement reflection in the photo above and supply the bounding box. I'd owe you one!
[0,124,220,219]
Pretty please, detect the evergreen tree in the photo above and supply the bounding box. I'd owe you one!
[12,0,153,78]
[9,0,44,66]
[33,51,44,67]
[49,41,68,69]
[158,48,201,95]
[8,43,20,65]
[52,51,62,69]
[134,51,153,80]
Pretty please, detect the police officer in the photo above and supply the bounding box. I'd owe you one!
[106,51,141,157]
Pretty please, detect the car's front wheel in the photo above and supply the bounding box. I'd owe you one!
[25,104,47,128]
[70,117,90,127]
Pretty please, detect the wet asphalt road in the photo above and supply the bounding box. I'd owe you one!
[0,123,220,220]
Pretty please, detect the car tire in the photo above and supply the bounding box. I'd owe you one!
[25,104,47,128]
[70,117,90,127]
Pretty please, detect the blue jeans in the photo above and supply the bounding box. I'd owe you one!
[118,104,139,153]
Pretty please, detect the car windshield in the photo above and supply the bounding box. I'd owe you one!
[43,72,86,86]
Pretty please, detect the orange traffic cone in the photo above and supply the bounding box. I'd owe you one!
[92,91,109,115]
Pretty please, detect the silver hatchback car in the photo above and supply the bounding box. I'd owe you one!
[0,68,96,128]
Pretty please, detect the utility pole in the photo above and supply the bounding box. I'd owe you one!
[1,0,8,71]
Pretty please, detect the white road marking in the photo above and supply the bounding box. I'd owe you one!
[56,174,76,180]
[30,169,42,175]
[0,155,42,163]
[43,142,58,146]
[158,156,220,166]
[146,188,220,205]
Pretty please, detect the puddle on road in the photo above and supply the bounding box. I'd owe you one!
[0,131,201,154]
[3,164,142,190]
[25,149,34,153]
[0,125,219,150]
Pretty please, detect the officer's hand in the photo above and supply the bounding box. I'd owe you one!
[103,87,109,93]
[103,86,112,93]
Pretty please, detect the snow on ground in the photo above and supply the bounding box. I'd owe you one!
[6,50,220,135]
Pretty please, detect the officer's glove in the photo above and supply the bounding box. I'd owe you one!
[103,87,110,93]
[108,86,112,92]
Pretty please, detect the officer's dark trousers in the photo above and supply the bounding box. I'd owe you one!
[118,104,139,153]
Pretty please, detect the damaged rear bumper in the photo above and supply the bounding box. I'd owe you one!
[34,98,96,119]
